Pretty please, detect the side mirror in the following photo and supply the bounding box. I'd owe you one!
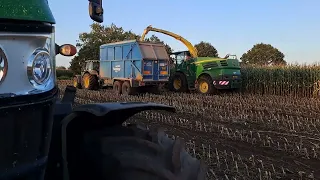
[56,44,77,56]
[89,0,103,23]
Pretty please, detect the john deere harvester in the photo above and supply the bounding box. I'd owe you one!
[141,25,242,94]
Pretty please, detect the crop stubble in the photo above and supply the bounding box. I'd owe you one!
[58,80,320,180]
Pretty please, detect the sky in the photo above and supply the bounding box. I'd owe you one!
[49,0,320,68]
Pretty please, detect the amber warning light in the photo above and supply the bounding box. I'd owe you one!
[59,44,77,56]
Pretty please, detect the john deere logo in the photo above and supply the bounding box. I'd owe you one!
[0,48,8,84]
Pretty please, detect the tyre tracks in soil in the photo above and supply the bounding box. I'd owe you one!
[73,95,320,178]
[75,93,320,136]
[130,115,320,178]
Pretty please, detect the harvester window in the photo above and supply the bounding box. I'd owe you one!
[176,53,185,65]
[115,46,122,60]
[107,47,114,60]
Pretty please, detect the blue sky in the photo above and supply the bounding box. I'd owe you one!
[49,0,320,67]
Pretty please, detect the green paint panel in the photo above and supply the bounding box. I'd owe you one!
[0,0,55,23]
[196,57,225,61]
[194,57,240,77]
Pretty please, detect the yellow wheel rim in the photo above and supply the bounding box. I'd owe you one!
[173,79,181,90]
[83,75,90,88]
[73,79,77,87]
[199,81,209,93]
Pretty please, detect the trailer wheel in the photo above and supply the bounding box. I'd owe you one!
[81,124,207,180]
[82,73,98,90]
[122,81,137,95]
[113,81,122,94]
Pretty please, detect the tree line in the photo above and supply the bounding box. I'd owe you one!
[69,23,286,73]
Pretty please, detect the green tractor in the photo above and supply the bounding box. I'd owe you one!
[73,60,100,89]
[0,1,206,180]
[141,25,242,94]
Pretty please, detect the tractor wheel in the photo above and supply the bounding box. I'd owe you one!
[73,76,82,89]
[81,124,207,180]
[169,73,188,92]
[197,76,215,94]
[122,81,137,95]
[82,73,98,90]
[113,81,122,94]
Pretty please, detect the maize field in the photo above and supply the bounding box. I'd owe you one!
[58,80,320,180]
[241,65,320,98]
[58,65,320,98]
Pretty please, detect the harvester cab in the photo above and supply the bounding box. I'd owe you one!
[169,51,196,74]
[170,51,192,64]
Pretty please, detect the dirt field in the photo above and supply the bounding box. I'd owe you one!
[58,80,320,180]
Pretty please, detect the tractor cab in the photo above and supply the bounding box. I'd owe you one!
[84,60,100,72]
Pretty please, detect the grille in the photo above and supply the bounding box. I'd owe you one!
[220,60,228,66]
[203,62,218,69]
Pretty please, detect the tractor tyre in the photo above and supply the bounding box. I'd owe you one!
[197,76,215,94]
[81,124,207,180]
[82,73,98,90]
[113,81,123,94]
[169,73,188,92]
[122,81,137,95]
[73,76,82,89]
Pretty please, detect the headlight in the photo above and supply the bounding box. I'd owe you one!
[0,47,8,85]
[0,32,55,96]
[27,48,52,87]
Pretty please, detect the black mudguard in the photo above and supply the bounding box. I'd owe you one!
[52,102,176,180]
[72,102,175,124]
[61,102,176,140]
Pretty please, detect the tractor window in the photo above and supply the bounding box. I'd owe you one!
[86,62,93,70]
[93,62,99,70]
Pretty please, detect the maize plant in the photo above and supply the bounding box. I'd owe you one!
[60,64,320,98]
[59,80,320,179]
[241,65,320,98]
